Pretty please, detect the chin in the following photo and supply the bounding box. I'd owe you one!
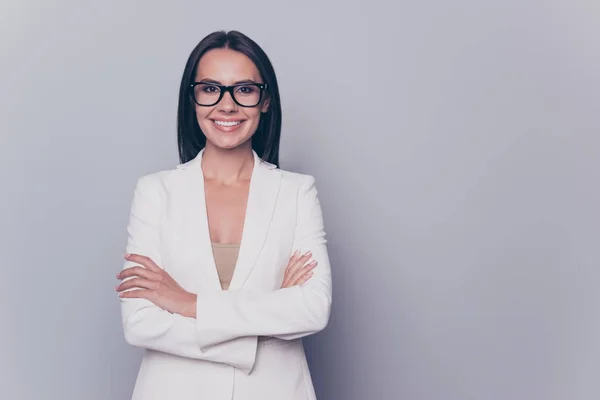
[205,134,252,151]
[201,123,255,150]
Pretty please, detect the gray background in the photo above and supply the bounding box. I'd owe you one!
[1,1,598,399]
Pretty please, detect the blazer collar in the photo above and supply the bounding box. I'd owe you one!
[177,147,281,291]
[176,147,278,171]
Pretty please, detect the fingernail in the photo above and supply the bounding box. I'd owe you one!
[293,250,299,257]
[305,251,312,257]
[116,272,120,278]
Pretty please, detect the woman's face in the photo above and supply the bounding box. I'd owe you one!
[193,48,270,151]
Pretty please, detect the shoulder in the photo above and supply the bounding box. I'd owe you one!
[134,169,172,189]
[277,167,317,191]
[134,156,201,191]
[130,167,178,199]
[276,167,320,203]
[279,169,315,185]
[276,168,324,220]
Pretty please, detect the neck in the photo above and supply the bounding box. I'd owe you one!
[201,141,254,184]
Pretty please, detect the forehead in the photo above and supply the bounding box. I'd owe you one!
[195,48,261,83]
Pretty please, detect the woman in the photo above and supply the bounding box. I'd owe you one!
[115,30,332,400]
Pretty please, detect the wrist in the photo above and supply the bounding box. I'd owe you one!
[181,293,197,319]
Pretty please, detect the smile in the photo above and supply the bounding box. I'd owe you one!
[211,119,245,133]
[213,120,242,127]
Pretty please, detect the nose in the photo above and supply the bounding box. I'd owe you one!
[217,89,237,112]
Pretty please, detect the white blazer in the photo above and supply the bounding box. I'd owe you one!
[120,148,332,400]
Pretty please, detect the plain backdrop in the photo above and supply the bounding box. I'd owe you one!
[1,1,599,399]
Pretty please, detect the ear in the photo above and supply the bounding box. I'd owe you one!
[261,94,271,113]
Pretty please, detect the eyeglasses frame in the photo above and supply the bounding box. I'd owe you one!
[189,82,269,107]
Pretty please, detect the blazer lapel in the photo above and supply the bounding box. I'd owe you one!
[177,148,222,290]
[228,151,281,291]
[176,148,281,292]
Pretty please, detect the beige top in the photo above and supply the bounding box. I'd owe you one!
[211,243,240,290]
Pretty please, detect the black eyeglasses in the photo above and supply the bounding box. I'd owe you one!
[189,82,268,107]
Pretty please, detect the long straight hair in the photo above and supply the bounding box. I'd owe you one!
[176,31,282,167]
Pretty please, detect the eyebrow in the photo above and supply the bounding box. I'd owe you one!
[197,78,260,85]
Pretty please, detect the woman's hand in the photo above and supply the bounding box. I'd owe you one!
[116,253,197,318]
[280,250,318,289]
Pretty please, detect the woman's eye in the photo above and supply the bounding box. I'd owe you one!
[236,85,257,94]
[202,85,219,93]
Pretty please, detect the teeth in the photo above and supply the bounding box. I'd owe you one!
[214,120,241,127]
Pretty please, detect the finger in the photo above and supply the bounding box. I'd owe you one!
[118,266,162,281]
[295,251,313,269]
[284,250,300,274]
[288,252,315,277]
[296,271,315,286]
[290,249,300,260]
[118,266,157,281]
[293,267,316,286]
[291,250,312,265]
[283,258,315,288]
[118,289,152,300]
[116,277,159,292]
[283,252,313,287]
[289,260,317,284]
[282,250,301,286]
[287,266,315,288]
[286,251,312,276]
[290,261,317,283]
[124,253,161,272]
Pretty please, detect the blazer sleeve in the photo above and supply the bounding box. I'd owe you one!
[194,174,333,351]
[119,174,258,374]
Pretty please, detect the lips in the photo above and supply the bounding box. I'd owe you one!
[211,119,245,132]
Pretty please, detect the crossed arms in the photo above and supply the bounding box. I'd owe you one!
[117,174,332,375]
